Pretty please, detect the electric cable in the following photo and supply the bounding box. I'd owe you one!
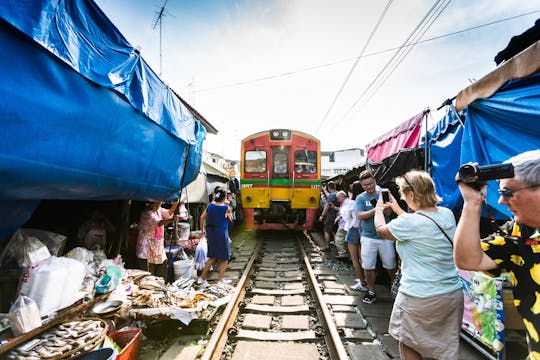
[353,0,453,115]
[322,0,452,131]
[315,0,394,134]
[192,9,539,93]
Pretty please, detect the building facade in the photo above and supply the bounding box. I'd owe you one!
[321,148,365,178]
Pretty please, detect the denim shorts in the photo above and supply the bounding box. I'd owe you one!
[346,227,361,245]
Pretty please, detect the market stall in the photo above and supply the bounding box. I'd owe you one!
[0,0,219,356]
[0,230,231,358]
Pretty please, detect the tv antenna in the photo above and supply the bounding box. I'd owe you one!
[152,0,169,76]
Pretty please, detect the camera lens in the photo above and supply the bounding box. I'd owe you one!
[458,164,477,183]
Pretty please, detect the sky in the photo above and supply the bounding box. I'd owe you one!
[94,0,540,160]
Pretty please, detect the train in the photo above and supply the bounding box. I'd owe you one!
[240,129,321,230]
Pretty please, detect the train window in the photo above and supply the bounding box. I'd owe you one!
[245,150,267,173]
[273,152,289,175]
[294,150,317,174]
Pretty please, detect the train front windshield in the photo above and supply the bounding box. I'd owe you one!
[294,150,317,174]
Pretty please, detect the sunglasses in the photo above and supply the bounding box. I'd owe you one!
[498,184,540,200]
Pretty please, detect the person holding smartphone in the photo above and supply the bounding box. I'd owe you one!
[374,170,462,360]
[356,170,396,304]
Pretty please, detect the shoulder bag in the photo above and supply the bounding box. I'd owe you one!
[391,211,453,298]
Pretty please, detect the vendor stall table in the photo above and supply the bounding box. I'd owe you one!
[0,294,108,355]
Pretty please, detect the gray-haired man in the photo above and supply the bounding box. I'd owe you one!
[454,150,540,359]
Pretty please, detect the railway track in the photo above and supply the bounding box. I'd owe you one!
[201,231,352,360]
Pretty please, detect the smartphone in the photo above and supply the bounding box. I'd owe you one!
[381,189,390,203]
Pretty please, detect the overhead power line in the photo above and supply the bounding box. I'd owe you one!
[335,0,452,126]
[192,9,540,93]
[315,0,394,134]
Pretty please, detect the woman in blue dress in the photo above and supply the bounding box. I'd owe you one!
[198,187,233,286]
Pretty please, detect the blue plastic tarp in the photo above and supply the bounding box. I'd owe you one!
[428,110,464,213]
[429,72,540,220]
[460,71,540,219]
[0,0,207,241]
[0,0,203,143]
[0,0,206,202]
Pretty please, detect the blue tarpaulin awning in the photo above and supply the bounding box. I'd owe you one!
[0,0,210,242]
[428,71,540,220]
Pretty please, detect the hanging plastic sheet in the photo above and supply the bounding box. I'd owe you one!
[0,200,40,248]
[0,0,206,202]
[460,72,540,219]
[428,110,464,213]
[368,148,424,186]
[0,0,204,143]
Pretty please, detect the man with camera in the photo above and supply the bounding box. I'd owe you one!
[454,150,540,358]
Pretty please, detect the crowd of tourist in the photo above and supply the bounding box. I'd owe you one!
[318,150,540,360]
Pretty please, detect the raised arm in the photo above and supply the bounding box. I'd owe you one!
[453,182,498,271]
[373,195,396,240]
[167,199,180,218]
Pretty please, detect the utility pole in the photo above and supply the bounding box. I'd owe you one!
[152,0,169,76]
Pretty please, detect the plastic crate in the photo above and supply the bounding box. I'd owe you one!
[109,328,142,360]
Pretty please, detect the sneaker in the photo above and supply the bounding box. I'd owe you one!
[363,291,376,304]
[350,282,368,291]
[335,254,348,260]
[218,278,232,285]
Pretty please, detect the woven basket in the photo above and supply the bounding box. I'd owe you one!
[60,318,108,359]
[7,318,108,360]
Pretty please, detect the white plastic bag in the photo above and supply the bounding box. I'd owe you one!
[194,236,208,271]
[18,229,67,256]
[0,231,50,269]
[9,295,42,337]
[18,257,86,316]
[65,247,95,264]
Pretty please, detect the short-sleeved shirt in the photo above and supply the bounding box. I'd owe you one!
[387,207,461,298]
[355,191,388,239]
[482,221,540,355]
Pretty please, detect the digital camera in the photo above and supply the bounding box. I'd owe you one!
[458,163,514,188]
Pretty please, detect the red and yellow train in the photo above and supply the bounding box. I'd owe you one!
[240,129,321,230]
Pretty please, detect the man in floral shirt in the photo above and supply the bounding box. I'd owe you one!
[454,150,540,359]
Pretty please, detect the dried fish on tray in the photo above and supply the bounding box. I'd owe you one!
[7,318,107,360]
[130,288,216,309]
[128,276,234,325]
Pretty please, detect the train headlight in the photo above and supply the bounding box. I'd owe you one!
[246,196,252,202]
[282,130,288,138]
[273,131,280,137]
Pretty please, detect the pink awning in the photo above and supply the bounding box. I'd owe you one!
[366,111,425,162]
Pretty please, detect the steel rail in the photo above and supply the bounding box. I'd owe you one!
[201,240,263,360]
[298,231,349,360]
